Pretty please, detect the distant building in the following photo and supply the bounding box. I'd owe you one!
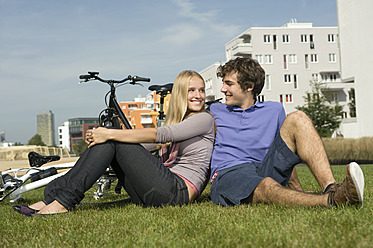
[37,110,55,146]
[0,131,5,143]
[0,130,15,147]
[201,21,357,137]
[57,121,70,151]
[119,91,171,128]
[68,117,99,152]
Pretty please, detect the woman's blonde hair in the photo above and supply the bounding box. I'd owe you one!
[164,70,205,126]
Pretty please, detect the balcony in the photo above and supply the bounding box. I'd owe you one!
[140,113,153,125]
[141,118,153,124]
[232,43,253,56]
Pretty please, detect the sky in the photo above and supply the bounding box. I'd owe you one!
[0,0,338,144]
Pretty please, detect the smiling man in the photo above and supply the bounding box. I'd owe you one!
[207,57,364,208]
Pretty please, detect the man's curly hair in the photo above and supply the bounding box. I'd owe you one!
[217,57,265,100]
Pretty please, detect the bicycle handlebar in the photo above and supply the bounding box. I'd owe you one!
[132,76,151,82]
[79,71,150,84]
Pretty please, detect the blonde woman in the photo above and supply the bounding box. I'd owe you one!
[14,70,215,216]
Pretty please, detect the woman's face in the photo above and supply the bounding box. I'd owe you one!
[187,76,206,112]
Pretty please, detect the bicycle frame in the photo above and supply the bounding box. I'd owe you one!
[0,162,74,202]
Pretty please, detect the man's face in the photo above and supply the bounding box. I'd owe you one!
[220,72,254,109]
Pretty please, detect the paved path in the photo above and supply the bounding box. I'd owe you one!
[0,157,78,171]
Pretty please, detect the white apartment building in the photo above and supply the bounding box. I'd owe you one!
[201,21,356,136]
[337,0,373,138]
[200,63,225,103]
[57,121,70,151]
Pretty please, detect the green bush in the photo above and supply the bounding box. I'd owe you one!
[323,137,373,164]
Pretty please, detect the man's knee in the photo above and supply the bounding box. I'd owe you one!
[281,111,312,138]
[286,110,310,124]
[252,177,282,203]
[256,177,279,193]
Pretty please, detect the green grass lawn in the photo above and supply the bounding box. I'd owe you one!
[1,165,372,247]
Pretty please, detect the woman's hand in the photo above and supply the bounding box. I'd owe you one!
[86,127,157,147]
[86,127,110,148]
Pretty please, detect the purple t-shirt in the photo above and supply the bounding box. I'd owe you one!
[208,101,286,179]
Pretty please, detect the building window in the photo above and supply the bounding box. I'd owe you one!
[280,94,293,103]
[264,54,272,64]
[305,54,309,69]
[273,35,277,50]
[282,34,290,43]
[330,74,337,81]
[258,95,265,102]
[255,54,263,64]
[283,55,288,70]
[289,54,297,64]
[284,74,292,83]
[329,92,338,102]
[301,34,307,43]
[328,34,336,43]
[321,73,338,82]
[265,74,271,90]
[206,78,212,89]
[329,53,336,63]
[310,54,318,63]
[309,34,315,49]
[285,94,293,103]
[293,75,298,90]
[312,73,319,81]
[264,35,271,43]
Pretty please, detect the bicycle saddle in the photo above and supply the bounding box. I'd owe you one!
[28,152,60,168]
[205,98,223,106]
[148,83,173,94]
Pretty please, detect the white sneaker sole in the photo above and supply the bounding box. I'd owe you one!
[349,162,364,206]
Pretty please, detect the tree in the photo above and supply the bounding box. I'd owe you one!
[296,80,343,138]
[73,139,88,156]
[28,134,46,146]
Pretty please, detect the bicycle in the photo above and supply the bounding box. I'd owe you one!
[0,72,175,203]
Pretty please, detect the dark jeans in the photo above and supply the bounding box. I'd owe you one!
[43,142,189,209]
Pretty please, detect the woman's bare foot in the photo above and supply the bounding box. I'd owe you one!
[29,201,47,211]
[37,200,68,215]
